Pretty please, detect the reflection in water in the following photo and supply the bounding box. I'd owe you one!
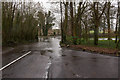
[38,36,49,42]
[38,36,62,58]
[50,37,62,57]
[41,37,62,78]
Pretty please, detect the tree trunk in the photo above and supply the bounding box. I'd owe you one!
[78,2,82,44]
[116,2,120,49]
[93,2,99,45]
[94,24,99,45]
[115,13,118,43]
[85,17,88,42]
[107,2,111,40]
[74,2,82,44]
[93,2,107,45]
[70,2,75,44]
[103,17,106,34]
[63,2,68,43]
[60,1,64,43]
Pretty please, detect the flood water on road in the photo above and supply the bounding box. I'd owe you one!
[2,36,119,78]
[90,38,119,40]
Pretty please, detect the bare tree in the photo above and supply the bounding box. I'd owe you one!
[116,2,120,49]
[92,2,107,45]
[106,2,111,40]
[60,0,64,43]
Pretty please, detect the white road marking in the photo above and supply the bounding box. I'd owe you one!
[0,51,31,71]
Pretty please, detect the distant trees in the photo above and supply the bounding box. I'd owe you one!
[44,11,55,36]
[37,11,45,36]
[37,11,55,36]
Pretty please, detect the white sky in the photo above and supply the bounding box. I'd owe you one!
[34,0,51,11]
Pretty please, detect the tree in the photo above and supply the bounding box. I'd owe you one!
[44,11,55,36]
[60,0,64,43]
[63,1,68,43]
[70,2,76,44]
[115,3,119,43]
[37,11,45,36]
[92,2,107,45]
[115,14,118,43]
[106,2,111,40]
[103,16,106,34]
[76,2,87,44]
[116,2,120,49]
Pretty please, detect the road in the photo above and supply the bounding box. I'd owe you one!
[1,36,118,78]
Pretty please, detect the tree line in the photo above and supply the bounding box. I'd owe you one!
[60,1,120,49]
[2,2,55,46]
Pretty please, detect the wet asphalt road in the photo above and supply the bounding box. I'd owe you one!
[2,36,118,78]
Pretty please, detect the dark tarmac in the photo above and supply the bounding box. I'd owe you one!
[2,36,118,78]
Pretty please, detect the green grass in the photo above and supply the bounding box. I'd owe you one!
[66,36,120,49]
[90,30,108,34]
[81,40,119,49]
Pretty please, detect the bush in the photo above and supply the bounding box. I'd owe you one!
[66,36,74,45]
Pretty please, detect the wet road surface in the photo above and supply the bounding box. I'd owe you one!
[2,36,118,78]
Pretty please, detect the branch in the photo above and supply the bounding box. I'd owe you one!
[99,2,107,19]
[81,2,88,15]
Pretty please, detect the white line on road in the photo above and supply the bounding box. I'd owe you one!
[0,51,31,71]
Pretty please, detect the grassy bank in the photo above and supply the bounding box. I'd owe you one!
[81,40,119,49]
[63,36,120,54]
[66,36,120,49]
